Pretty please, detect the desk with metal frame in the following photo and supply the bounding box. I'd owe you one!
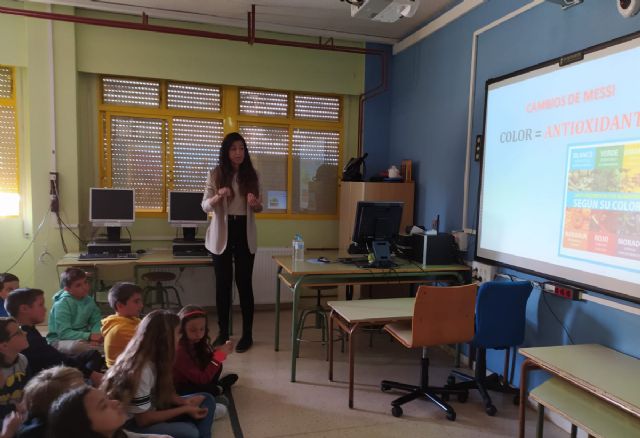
[518,344,640,438]
[327,297,414,408]
[273,251,470,383]
[57,250,212,295]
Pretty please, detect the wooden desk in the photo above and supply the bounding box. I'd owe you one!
[518,344,640,438]
[58,250,212,291]
[273,251,469,383]
[328,298,414,408]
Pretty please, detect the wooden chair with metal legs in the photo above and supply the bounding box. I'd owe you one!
[380,284,477,421]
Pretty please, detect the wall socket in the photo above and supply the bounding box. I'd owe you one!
[472,261,497,283]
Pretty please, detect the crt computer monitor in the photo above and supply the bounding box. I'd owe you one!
[168,191,208,241]
[350,201,403,265]
[89,188,135,242]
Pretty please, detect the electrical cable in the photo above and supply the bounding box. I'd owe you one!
[499,273,576,345]
[3,206,51,273]
[57,214,68,254]
[53,182,85,245]
[540,287,576,345]
[57,216,87,244]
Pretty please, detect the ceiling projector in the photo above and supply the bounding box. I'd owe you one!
[350,0,420,23]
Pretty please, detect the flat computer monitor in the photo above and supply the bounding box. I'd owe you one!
[168,191,208,241]
[89,188,135,242]
[350,201,403,267]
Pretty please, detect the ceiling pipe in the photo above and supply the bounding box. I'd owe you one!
[0,3,387,157]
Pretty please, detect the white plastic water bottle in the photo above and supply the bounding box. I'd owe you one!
[292,234,304,262]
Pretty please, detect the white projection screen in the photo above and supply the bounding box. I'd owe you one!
[477,31,640,302]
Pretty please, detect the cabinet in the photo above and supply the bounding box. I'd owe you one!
[338,181,415,256]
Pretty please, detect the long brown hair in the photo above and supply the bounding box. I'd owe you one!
[101,310,179,409]
[213,132,259,200]
[178,305,212,370]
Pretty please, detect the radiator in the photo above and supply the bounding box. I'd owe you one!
[252,246,291,304]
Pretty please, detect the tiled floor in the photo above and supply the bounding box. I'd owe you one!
[212,308,567,438]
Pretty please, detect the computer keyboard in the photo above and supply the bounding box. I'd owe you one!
[173,250,210,258]
[79,253,138,261]
[354,259,397,269]
[338,257,369,264]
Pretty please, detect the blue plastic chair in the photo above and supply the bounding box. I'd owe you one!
[447,280,533,416]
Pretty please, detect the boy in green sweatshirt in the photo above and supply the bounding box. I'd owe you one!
[47,268,103,354]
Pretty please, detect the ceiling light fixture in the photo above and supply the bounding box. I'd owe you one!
[348,0,420,23]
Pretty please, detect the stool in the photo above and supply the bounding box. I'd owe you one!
[296,286,344,358]
[141,271,183,310]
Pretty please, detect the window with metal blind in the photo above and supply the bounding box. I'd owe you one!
[167,83,221,112]
[294,95,340,121]
[237,88,342,216]
[171,118,223,191]
[102,77,160,107]
[109,116,165,211]
[100,76,343,218]
[239,89,288,117]
[0,66,18,217]
[239,125,289,212]
[292,129,340,215]
[100,76,224,214]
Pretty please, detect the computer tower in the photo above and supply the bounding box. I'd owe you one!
[396,233,459,265]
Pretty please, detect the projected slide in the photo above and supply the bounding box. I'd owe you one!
[477,36,640,299]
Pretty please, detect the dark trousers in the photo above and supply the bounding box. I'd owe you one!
[211,215,255,338]
[176,366,223,397]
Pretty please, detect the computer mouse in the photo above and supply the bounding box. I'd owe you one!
[317,256,330,263]
[136,249,146,254]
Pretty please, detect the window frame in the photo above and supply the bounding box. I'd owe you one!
[0,65,20,218]
[98,76,343,220]
[235,87,343,220]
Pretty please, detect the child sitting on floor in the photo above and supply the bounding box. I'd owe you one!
[173,305,237,398]
[47,385,171,438]
[102,310,219,438]
[47,268,103,355]
[0,318,29,421]
[18,365,85,438]
[101,283,143,368]
[6,288,104,387]
[0,274,19,318]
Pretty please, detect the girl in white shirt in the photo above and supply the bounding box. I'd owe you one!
[102,310,217,438]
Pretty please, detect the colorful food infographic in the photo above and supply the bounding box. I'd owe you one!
[561,142,640,262]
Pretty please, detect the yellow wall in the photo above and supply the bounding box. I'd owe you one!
[0,1,365,298]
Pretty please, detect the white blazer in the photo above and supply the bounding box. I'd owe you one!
[201,168,258,255]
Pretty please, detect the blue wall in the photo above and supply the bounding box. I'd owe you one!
[365,0,640,386]
[363,43,392,179]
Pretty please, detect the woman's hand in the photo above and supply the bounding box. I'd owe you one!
[247,193,262,211]
[207,186,231,207]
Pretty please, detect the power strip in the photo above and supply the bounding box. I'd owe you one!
[543,282,583,301]
[471,261,497,283]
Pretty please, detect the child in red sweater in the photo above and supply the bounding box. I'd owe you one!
[173,306,237,397]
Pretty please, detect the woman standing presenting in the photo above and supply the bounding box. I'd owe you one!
[202,132,262,353]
